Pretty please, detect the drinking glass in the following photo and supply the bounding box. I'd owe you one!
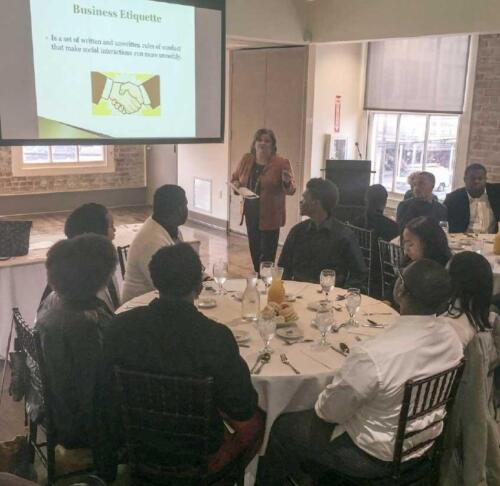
[472,238,484,255]
[314,303,334,349]
[439,221,449,235]
[320,269,336,303]
[345,288,361,327]
[260,261,274,294]
[257,316,276,354]
[213,261,228,295]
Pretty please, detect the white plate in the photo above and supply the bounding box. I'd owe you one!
[276,327,303,341]
[307,300,334,312]
[232,329,250,343]
[197,298,217,309]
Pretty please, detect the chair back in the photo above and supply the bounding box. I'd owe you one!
[12,308,55,436]
[392,359,465,479]
[345,223,373,295]
[116,245,130,279]
[114,367,214,484]
[378,239,404,300]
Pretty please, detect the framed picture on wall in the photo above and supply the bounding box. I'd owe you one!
[331,136,348,160]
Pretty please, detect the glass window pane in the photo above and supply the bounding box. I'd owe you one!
[51,146,78,163]
[22,146,50,164]
[426,116,459,196]
[396,114,427,193]
[371,113,398,192]
[78,145,104,162]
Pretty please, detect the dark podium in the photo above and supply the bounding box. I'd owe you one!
[322,160,372,223]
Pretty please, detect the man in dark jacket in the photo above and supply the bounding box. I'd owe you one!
[278,178,367,289]
[444,163,500,233]
[104,243,263,476]
[352,185,399,298]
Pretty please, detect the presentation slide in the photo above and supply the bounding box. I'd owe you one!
[0,0,224,143]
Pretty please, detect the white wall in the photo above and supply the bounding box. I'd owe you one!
[227,0,305,44]
[308,43,365,179]
[307,0,500,43]
[146,145,178,205]
[177,52,230,222]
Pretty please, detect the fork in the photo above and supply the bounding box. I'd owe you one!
[280,353,301,374]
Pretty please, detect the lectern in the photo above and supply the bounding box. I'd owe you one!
[322,160,372,223]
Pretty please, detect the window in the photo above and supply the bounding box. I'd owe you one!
[368,112,459,197]
[11,145,115,176]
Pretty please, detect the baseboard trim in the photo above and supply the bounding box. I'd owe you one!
[188,211,227,231]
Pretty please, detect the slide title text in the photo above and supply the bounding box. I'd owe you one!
[73,4,162,24]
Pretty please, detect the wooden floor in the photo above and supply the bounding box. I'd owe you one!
[0,206,257,443]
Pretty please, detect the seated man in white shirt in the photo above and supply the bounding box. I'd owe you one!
[121,184,188,303]
[256,259,463,484]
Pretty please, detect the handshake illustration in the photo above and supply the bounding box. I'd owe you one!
[91,72,160,115]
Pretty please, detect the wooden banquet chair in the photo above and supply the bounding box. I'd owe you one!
[12,308,94,486]
[114,367,245,485]
[345,223,373,295]
[116,245,130,280]
[314,359,465,486]
[378,239,404,301]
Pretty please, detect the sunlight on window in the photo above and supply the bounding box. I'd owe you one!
[369,113,459,196]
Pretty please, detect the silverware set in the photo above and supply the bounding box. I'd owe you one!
[251,353,270,374]
[280,353,300,374]
[330,342,350,357]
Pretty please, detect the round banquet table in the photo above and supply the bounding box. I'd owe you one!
[117,279,398,452]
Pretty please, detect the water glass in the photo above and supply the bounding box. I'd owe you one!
[257,316,276,354]
[472,238,485,255]
[439,221,449,235]
[314,303,334,349]
[345,288,361,327]
[260,261,274,294]
[213,261,228,294]
[320,269,336,302]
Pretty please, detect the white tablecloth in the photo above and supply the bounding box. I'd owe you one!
[117,280,397,452]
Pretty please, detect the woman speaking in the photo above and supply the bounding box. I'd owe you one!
[231,128,296,273]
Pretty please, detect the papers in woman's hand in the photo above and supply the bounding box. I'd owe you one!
[228,182,259,199]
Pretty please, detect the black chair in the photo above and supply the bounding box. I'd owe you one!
[317,359,465,486]
[114,367,246,486]
[345,223,373,295]
[378,239,404,301]
[116,245,130,279]
[12,308,93,486]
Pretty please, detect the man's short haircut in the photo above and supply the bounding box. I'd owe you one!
[402,259,452,314]
[306,178,339,215]
[64,203,109,239]
[365,184,388,207]
[46,234,117,302]
[419,171,436,186]
[149,242,202,297]
[465,163,487,177]
[153,185,186,220]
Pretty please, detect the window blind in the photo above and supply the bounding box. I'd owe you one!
[365,35,470,114]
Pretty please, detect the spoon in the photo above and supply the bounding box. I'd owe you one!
[253,353,271,375]
[339,342,350,355]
